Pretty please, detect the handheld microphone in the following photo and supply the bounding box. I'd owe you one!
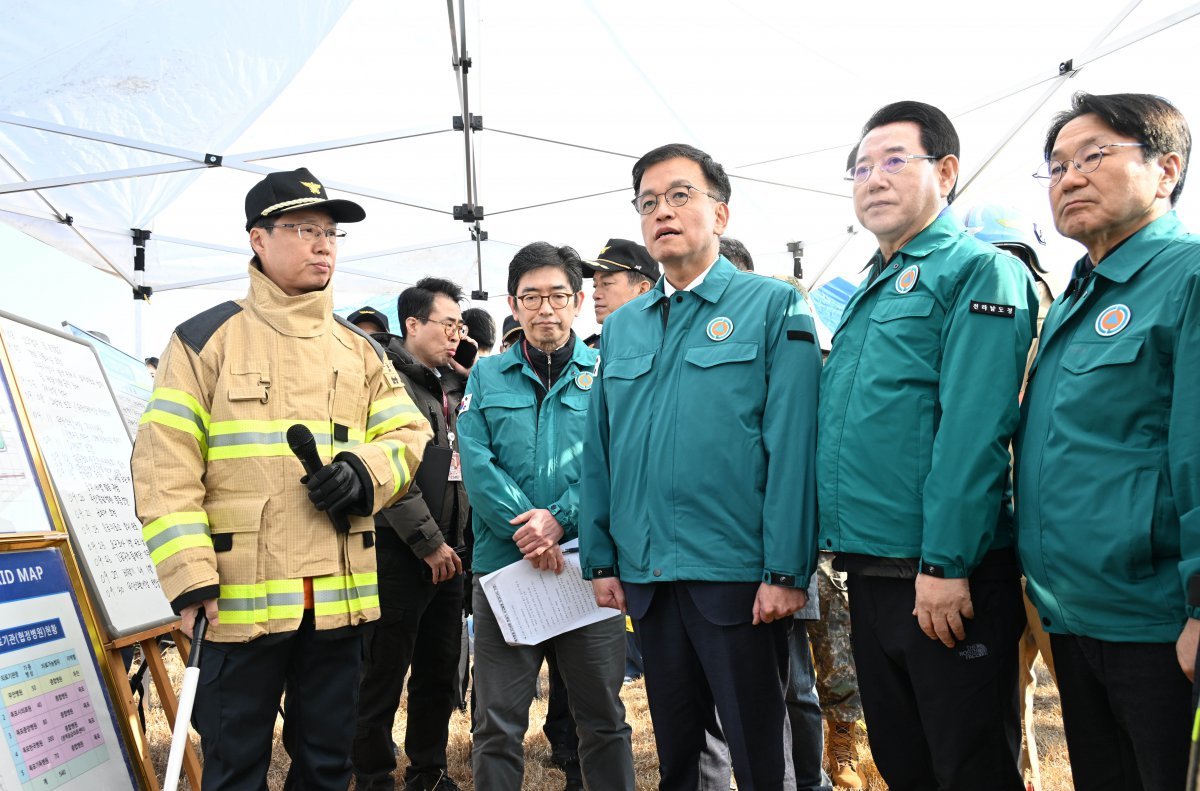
[286,423,324,476]
[287,424,351,532]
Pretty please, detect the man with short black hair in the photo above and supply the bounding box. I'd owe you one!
[461,307,496,356]
[458,242,634,790]
[719,237,754,272]
[132,167,431,790]
[581,142,822,790]
[819,102,1036,790]
[353,277,470,791]
[1015,91,1199,790]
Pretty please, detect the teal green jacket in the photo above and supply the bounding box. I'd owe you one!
[1014,212,1200,642]
[457,337,598,575]
[818,213,1037,577]
[579,257,822,587]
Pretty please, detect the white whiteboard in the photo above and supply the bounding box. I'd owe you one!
[0,364,54,535]
[0,313,175,638]
[61,324,153,443]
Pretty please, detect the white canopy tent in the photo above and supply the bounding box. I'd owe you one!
[2,0,1198,356]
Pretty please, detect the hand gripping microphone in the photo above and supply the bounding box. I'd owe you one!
[287,424,352,532]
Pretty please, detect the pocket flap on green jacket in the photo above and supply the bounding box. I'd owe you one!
[869,295,935,322]
[1062,336,1144,374]
[604,351,656,380]
[481,391,535,409]
[684,341,758,369]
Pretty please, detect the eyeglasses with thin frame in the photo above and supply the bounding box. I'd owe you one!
[1032,142,1147,188]
[417,317,467,338]
[845,154,939,185]
[517,292,575,311]
[263,222,347,245]
[632,184,720,215]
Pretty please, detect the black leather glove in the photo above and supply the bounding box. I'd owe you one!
[302,460,365,517]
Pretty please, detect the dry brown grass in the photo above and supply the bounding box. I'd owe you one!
[142,652,1070,790]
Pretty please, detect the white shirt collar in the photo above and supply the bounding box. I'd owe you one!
[663,255,720,297]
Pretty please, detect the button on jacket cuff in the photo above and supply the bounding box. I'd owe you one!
[763,571,800,587]
[919,558,970,579]
[587,566,618,579]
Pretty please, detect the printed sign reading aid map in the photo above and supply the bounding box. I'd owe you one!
[0,548,136,791]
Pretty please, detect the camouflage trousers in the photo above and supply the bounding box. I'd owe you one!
[809,554,864,722]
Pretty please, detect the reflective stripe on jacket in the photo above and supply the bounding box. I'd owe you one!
[132,265,431,642]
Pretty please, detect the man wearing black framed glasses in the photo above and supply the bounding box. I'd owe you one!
[458,242,634,790]
[132,167,432,790]
[352,277,471,791]
[580,142,823,790]
[818,102,1037,790]
[1014,91,1198,791]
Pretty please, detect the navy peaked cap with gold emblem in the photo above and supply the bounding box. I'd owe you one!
[582,238,660,281]
[244,167,366,231]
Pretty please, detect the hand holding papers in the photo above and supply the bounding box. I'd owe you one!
[479,539,620,646]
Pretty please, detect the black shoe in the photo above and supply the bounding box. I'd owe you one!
[403,771,461,791]
[354,775,393,791]
[559,754,583,790]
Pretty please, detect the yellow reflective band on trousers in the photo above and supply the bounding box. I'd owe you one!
[312,573,380,616]
[366,396,423,442]
[372,440,412,496]
[217,579,306,625]
[141,387,210,452]
[142,511,211,565]
[206,418,365,461]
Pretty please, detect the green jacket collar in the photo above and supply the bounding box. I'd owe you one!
[1081,211,1185,285]
[895,211,960,260]
[497,333,596,373]
[639,255,735,311]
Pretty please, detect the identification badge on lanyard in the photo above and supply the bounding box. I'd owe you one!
[447,428,462,481]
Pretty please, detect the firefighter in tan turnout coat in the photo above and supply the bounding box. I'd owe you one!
[131,167,431,791]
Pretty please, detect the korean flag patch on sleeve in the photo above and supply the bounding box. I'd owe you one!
[457,393,472,414]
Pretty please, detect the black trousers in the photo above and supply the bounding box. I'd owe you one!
[1050,633,1191,791]
[632,581,791,791]
[352,546,464,787]
[192,612,362,791]
[847,572,1025,791]
[543,645,580,757]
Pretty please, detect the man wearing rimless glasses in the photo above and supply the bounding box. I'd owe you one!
[818,101,1037,790]
[1013,91,1200,791]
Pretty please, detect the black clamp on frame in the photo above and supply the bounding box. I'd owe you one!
[453,205,484,222]
[453,114,484,131]
[204,153,223,166]
[1059,59,1074,75]
[132,228,153,301]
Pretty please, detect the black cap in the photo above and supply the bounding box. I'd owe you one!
[346,307,390,333]
[501,315,522,346]
[244,167,366,231]
[582,238,660,281]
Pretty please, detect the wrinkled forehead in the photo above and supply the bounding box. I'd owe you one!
[1049,113,1123,160]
